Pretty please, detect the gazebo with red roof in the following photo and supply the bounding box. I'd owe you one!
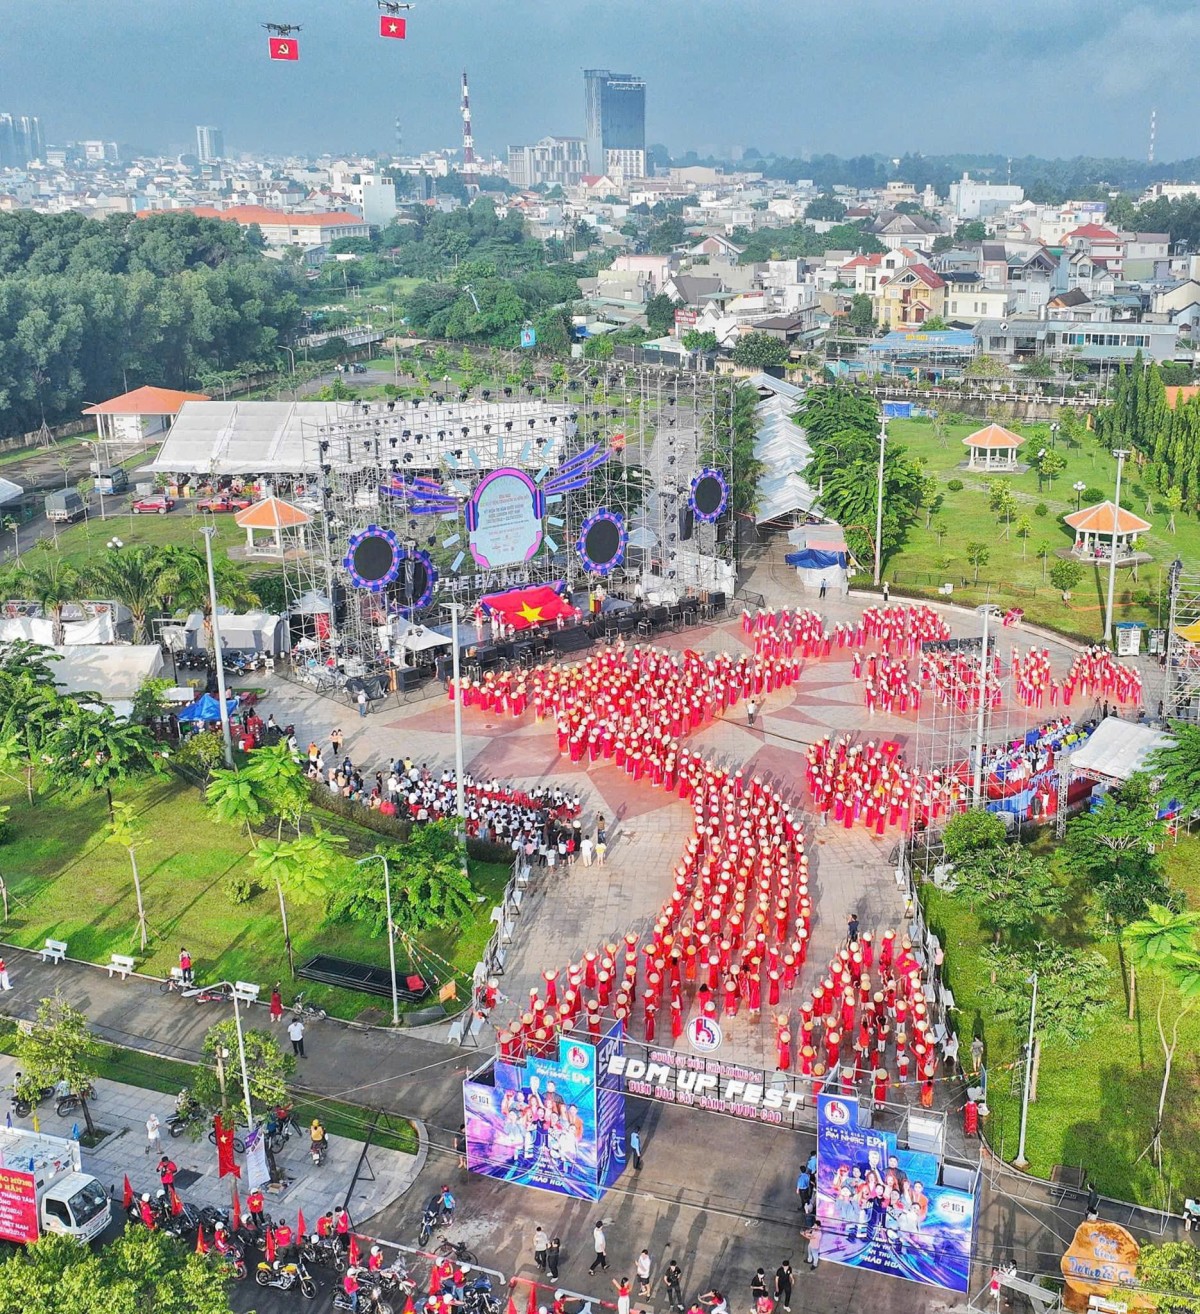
[1064,500,1152,563]
[82,385,209,448]
[234,495,311,556]
[962,422,1024,471]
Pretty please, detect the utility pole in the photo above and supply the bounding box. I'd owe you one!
[448,602,466,821]
[972,599,991,808]
[202,526,235,768]
[873,417,887,588]
[1104,449,1130,645]
[1014,971,1039,1169]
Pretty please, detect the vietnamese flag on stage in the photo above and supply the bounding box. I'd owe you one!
[269,36,299,60]
[481,583,576,631]
[380,14,407,38]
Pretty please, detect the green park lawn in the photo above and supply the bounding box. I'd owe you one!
[883,417,1200,640]
[924,836,1200,1207]
[37,503,245,574]
[0,775,509,1024]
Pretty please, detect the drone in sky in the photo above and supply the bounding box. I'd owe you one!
[378,1,413,13]
[262,22,302,36]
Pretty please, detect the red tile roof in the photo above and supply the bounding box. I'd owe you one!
[135,204,367,227]
[899,263,945,289]
[83,385,210,416]
[1064,223,1119,241]
[1064,501,1152,535]
[962,423,1024,449]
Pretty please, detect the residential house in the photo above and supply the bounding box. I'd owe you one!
[662,272,726,309]
[1151,279,1200,332]
[942,275,1010,324]
[869,209,942,252]
[608,252,681,293]
[1123,233,1171,281]
[689,233,745,260]
[1046,288,1103,320]
[974,315,1180,366]
[875,263,946,329]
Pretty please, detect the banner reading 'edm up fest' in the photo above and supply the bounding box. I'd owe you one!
[815,1094,976,1293]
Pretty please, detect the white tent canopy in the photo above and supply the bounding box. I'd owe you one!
[751,380,815,526]
[48,644,166,708]
[390,618,451,652]
[1067,717,1173,784]
[0,613,117,645]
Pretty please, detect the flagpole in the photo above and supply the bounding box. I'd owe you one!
[449,602,466,821]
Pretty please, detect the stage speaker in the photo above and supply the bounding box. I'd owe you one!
[679,507,694,542]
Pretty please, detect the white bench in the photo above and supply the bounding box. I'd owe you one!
[40,939,67,964]
[107,954,136,980]
[232,981,260,1005]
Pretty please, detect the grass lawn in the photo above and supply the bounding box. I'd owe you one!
[0,776,509,1024]
[0,1023,417,1153]
[923,834,1200,1207]
[35,504,245,573]
[883,417,1200,641]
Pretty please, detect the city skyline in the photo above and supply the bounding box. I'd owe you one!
[4,0,1200,163]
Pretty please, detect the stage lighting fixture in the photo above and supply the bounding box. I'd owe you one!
[484,424,491,434]
[505,421,513,431]
[461,426,469,437]
[319,440,330,453]
[482,389,491,399]
[389,436,398,448]
[387,401,396,412]
[528,418,536,427]
[503,387,512,397]
[321,464,331,475]
[402,429,411,438]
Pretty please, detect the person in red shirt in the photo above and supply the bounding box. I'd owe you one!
[138,1193,156,1230]
[335,1207,352,1251]
[368,1245,384,1273]
[343,1268,361,1313]
[247,1189,265,1228]
[273,1220,293,1258]
[157,1156,177,1189]
[316,1210,335,1240]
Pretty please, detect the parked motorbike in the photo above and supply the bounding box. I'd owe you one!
[254,1257,317,1299]
[300,1233,346,1272]
[265,1107,302,1154]
[167,1089,204,1138]
[375,1258,417,1301]
[291,991,328,1022]
[334,1277,392,1314]
[464,1274,497,1314]
[12,1078,55,1118]
[55,1082,97,1118]
[417,1201,439,1247]
[310,1137,327,1168]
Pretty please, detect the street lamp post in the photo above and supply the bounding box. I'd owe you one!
[1104,449,1130,645]
[201,526,235,768]
[356,854,400,1026]
[209,981,257,1131]
[1014,970,1039,1169]
[1073,480,1087,512]
[447,602,466,821]
[1163,557,1184,722]
[873,418,887,588]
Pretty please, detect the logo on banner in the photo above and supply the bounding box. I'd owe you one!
[822,1098,853,1126]
[566,1045,590,1070]
[686,1017,723,1052]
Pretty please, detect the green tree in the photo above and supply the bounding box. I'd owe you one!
[83,546,176,644]
[731,332,790,369]
[941,809,1005,863]
[981,942,1111,1101]
[955,220,987,241]
[1049,558,1083,593]
[988,479,1017,538]
[1036,540,1052,583]
[104,801,151,952]
[158,547,258,650]
[329,821,475,934]
[805,195,848,222]
[1035,447,1067,491]
[0,642,64,803]
[647,216,685,254]
[952,844,1065,945]
[847,294,874,332]
[1135,1241,1200,1314]
[1014,514,1033,557]
[1124,904,1200,1166]
[0,1228,238,1314]
[1165,484,1183,533]
[14,993,104,1137]
[1149,723,1200,819]
[252,826,347,977]
[965,541,990,583]
[682,329,719,352]
[644,293,677,337]
[11,548,80,646]
[42,703,165,819]
[582,334,614,361]
[190,1018,295,1129]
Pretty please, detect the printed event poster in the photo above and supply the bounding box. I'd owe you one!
[466,468,544,569]
[463,1020,625,1201]
[815,1094,974,1293]
[0,1167,40,1243]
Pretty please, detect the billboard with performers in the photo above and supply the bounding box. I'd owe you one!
[463,1021,626,1201]
[465,468,545,570]
[815,1095,975,1294]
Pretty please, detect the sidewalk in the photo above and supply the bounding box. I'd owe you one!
[0,1054,420,1224]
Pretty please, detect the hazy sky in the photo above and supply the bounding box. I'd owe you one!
[6,0,1200,162]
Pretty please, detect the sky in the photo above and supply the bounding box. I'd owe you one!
[6,0,1200,163]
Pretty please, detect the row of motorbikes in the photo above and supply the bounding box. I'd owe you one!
[11,1076,97,1119]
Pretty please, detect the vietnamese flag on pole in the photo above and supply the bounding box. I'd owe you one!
[269,36,299,60]
[481,584,576,632]
[348,1233,360,1268]
[214,1115,241,1179]
[525,1278,538,1314]
[169,1185,183,1216]
[297,1208,306,1243]
[195,1225,208,1255]
[380,14,407,38]
[122,1174,134,1209]
[231,1187,242,1232]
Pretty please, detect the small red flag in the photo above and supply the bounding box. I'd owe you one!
[348,1233,360,1267]
[297,1208,306,1242]
[379,14,407,38]
[231,1187,242,1232]
[169,1185,183,1216]
[269,37,299,60]
[505,1290,518,1314]
[526,1278,538,1314]
[122,1174,133,1209]
[403,1297,417,1314]
[265,1228,277,1263]
[196,1225,209,1255]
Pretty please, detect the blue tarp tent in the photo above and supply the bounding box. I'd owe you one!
[785,549,849,570]
[176,693,238,723]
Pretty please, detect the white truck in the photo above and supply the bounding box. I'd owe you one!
[0,1127,111,1244]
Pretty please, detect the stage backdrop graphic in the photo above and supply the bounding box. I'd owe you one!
[465,468,545,569]
[815,1094,975,1294]
[463,1020,626,1201]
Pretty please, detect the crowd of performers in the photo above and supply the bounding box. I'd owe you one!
[1011,644,1142,710]
[803,735,958,835]
[743,603,951,662]
[454,637,951,1101]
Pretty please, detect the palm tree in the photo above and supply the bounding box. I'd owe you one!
[12,548,80,645]
[42,702,165,820]
[158,546,259,651]
[1125,904,1200,1167]
[253,826,347,976]
[104,801,150,951]
[84,546,174,644]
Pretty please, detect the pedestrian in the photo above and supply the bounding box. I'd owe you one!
[628,1126,643,1171]
[750,1268,770,1311]
[145,1112,161,1157]
[247,1188,265,1229]
[942,1031,960,1076]
[970,1035,984,1075]
[288,1017,306,1058]
[343,1267,361,1313]
[0,957,11,991]
[157,1154,177,1189]
[179,947,193,985]
[269,982,283,1024]
[357,688,369,718]
[846,911,859,945]
[1086,1182,1100,1221]
[819,578,827,599]
[589,1221,609,1273]
[533,1226,550,1270]
[794,1164,811,1205]
[331,727,343,756]
[774,1260,793,1313]
[637,1249,653,1299]
[454,1123,467,1171]
[546,1236,562,1282]
[882,581,890,604]
[662,1259,684,1311]
[803,1221,822,1270]
[612,1277,631,1314]
[746,698,759,726]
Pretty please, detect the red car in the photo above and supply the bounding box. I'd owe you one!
[197,494,253,513]
[131,495,176,515]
